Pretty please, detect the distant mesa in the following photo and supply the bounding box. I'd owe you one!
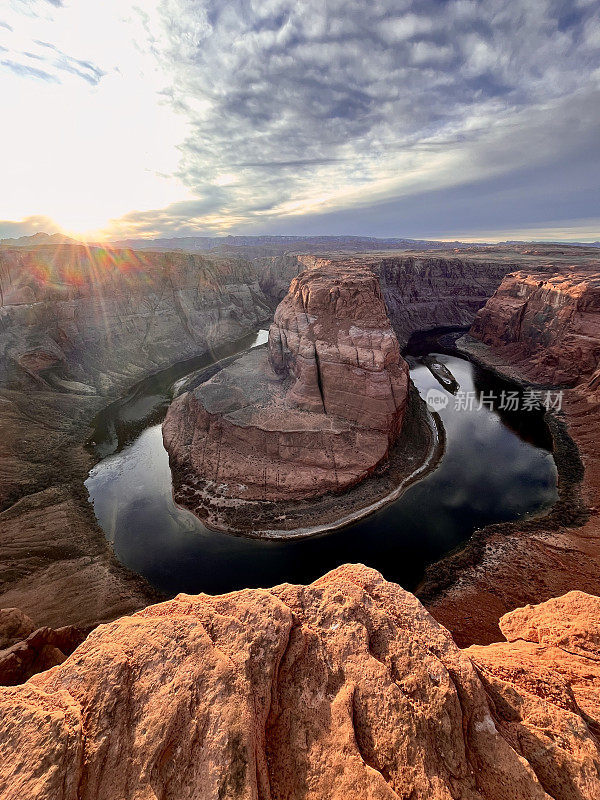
[0,231,81,248]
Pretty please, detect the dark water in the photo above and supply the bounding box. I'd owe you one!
[85,330,558,596]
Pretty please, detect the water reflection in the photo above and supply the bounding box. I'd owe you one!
[86,340,558,596]
[89,329,270,457]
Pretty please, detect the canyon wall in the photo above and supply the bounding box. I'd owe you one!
[2,565,600,800]
[469,267,600,385]
[0,244,272,632]
[424,259,600,646]
[0,244,271,394]
[376,256,515,344]
[256,254,514,336]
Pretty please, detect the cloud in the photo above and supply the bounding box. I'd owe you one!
[0,58,58,82]
[127,0,600,234]
[0,16,105,85]
[1,0,599,239]
[0,215,63,239]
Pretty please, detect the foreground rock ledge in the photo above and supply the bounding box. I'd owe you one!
[162,265,411,527]
[2,564,600,800]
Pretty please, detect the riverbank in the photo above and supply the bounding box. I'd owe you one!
[0,331,271,630]
[420,333,598,647]
[169,381,444,538]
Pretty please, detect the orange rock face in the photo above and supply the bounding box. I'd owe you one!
[269,266,408,436]
[470,267,600,385]
[466,591,600,800]
[1,565,599,800]
[163,265,409,503]
[0,609,88,687]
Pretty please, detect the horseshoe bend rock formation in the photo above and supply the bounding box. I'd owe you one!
[2,566,600,800]
[163,265,410,506]
[269,265,407,433]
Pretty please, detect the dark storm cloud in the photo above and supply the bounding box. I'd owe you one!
[137,0,600,235]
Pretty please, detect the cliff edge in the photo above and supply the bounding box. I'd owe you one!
[2,565,599,800]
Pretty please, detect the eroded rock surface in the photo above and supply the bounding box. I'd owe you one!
[467,590,600,800]
[258,253,515,335]
[0,609,88,687]
[163,265,409,505]
[1,565,599,800]
[269,265,408,434]
[0,244,271,394]
[470,267,600,385]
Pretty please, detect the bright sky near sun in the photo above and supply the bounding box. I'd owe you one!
[1,0,599,241]
[0,0,190,237]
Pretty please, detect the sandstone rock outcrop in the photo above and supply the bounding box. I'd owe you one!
[0,609,88,687]
[269,266,407,435]
[1,565,600,800]
[470,267,600,385]
[163,265,409,507]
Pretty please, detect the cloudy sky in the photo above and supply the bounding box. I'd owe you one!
[1,0,599,241]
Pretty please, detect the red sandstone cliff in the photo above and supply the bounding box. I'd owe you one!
[470,267,600,385]
[1,565,599,800]
[269,265,407,437]
[163,265,409,505]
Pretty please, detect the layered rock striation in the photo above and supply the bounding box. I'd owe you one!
[0,244,272,632]
[2,565,600,800]
[268,266,408,436]
[0,244,271,394]
[256,252,517,329]
[469,266,600,385]
[162,265,410,513]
